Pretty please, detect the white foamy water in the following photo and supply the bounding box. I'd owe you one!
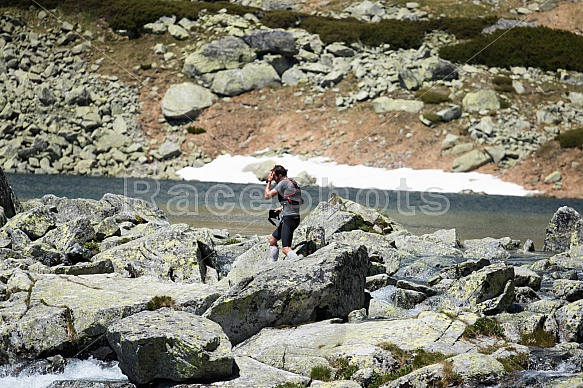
[177,154,535,197]
[0,358,127,388]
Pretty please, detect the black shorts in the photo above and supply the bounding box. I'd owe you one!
[272,215,300,248]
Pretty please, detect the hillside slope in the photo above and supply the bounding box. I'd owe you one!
[3,0,583,198]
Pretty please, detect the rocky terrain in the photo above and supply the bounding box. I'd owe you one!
[0,0,583,197]
[1,178,583,386]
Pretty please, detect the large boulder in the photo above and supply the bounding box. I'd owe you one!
[210,61,281,96]
[241,30,297,56]
[327,230,400,275]
[161,82,217,120]
[204,243,369,344]
[437,262,515,314]
[233,311,474,376]
[451,150,492,172]
[554,300,583,342]
[298,196,401,242]
[106,310,232,384]
[462,240,510,261]
[462,89,500,112]
[2,206,56,240]
[543,206,582,253]
[91,224,216,283]
[394,233,463,257]
[182,36,256,77]
[0,273,221,361]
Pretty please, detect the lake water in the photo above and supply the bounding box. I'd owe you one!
[7,173,583,248]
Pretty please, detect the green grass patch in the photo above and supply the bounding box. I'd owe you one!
[519,328,556,348]
[330,357,359,380]
[497,352,530,372]
[310,365,332,381]
[82,241,100,254]
[556,128,583,149]
[463,317,505,339]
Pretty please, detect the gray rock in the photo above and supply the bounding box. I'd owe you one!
[234,311,472,377]
[451,149,492,172]
[513,266,542,290]
[553,279,583,302]
[441,133,459,150]
[398,68,423,90]
[298,196,401,241]
[394,234,462,257]
[437,105,462,122]
[554,300,583,342]
[325,42,355,57]
[482,18,538,34]
[35,83,57,106]
[0,273,220,361]
[204,243,368,344]
[462,89,500,112]
[437,262,515,314]
[463,240,510,261]
[543,206,582,253]
[241,30,297,56]
[161,82,217,120]
[281,66,308,86]
[327,230,400,275]
[449,353,506,385]
[106,310,232,384]
[64,86,91,106]
[183,36,256,77]
[211,61,280,96]
[168,24,189,40]
[3,206,56,240]
[372,97,424,113]
[92,224,213,283]
[151,141,181,161]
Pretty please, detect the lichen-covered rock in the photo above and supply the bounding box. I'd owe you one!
[437,262,515,314]
[106,309,232,384]
[463,240,510,261]
[450,353,506,385]
[233,311,472,376]
[2,206,56,240]
[182,36,256,77]
[496,311,547,343]
[41,217,95,253]
[91,225,212,283]
[297,196,401,242]
[394,234,462,257]
[553,300,583,342]
[181,355,310,387]
[552,279,583,302]
[204,243,369,344]
[0,272,221,361]
[381,363,444,388]
[327,230,400,275]
[514,266,542,290]
[543,206,582,253]
[462,89,500,112]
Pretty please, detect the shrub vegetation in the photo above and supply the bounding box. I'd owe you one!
[463,317,505,339]
[556,128,583,149]
[440,26,583,72]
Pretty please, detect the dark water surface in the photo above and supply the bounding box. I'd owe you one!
[8,173,583,248]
